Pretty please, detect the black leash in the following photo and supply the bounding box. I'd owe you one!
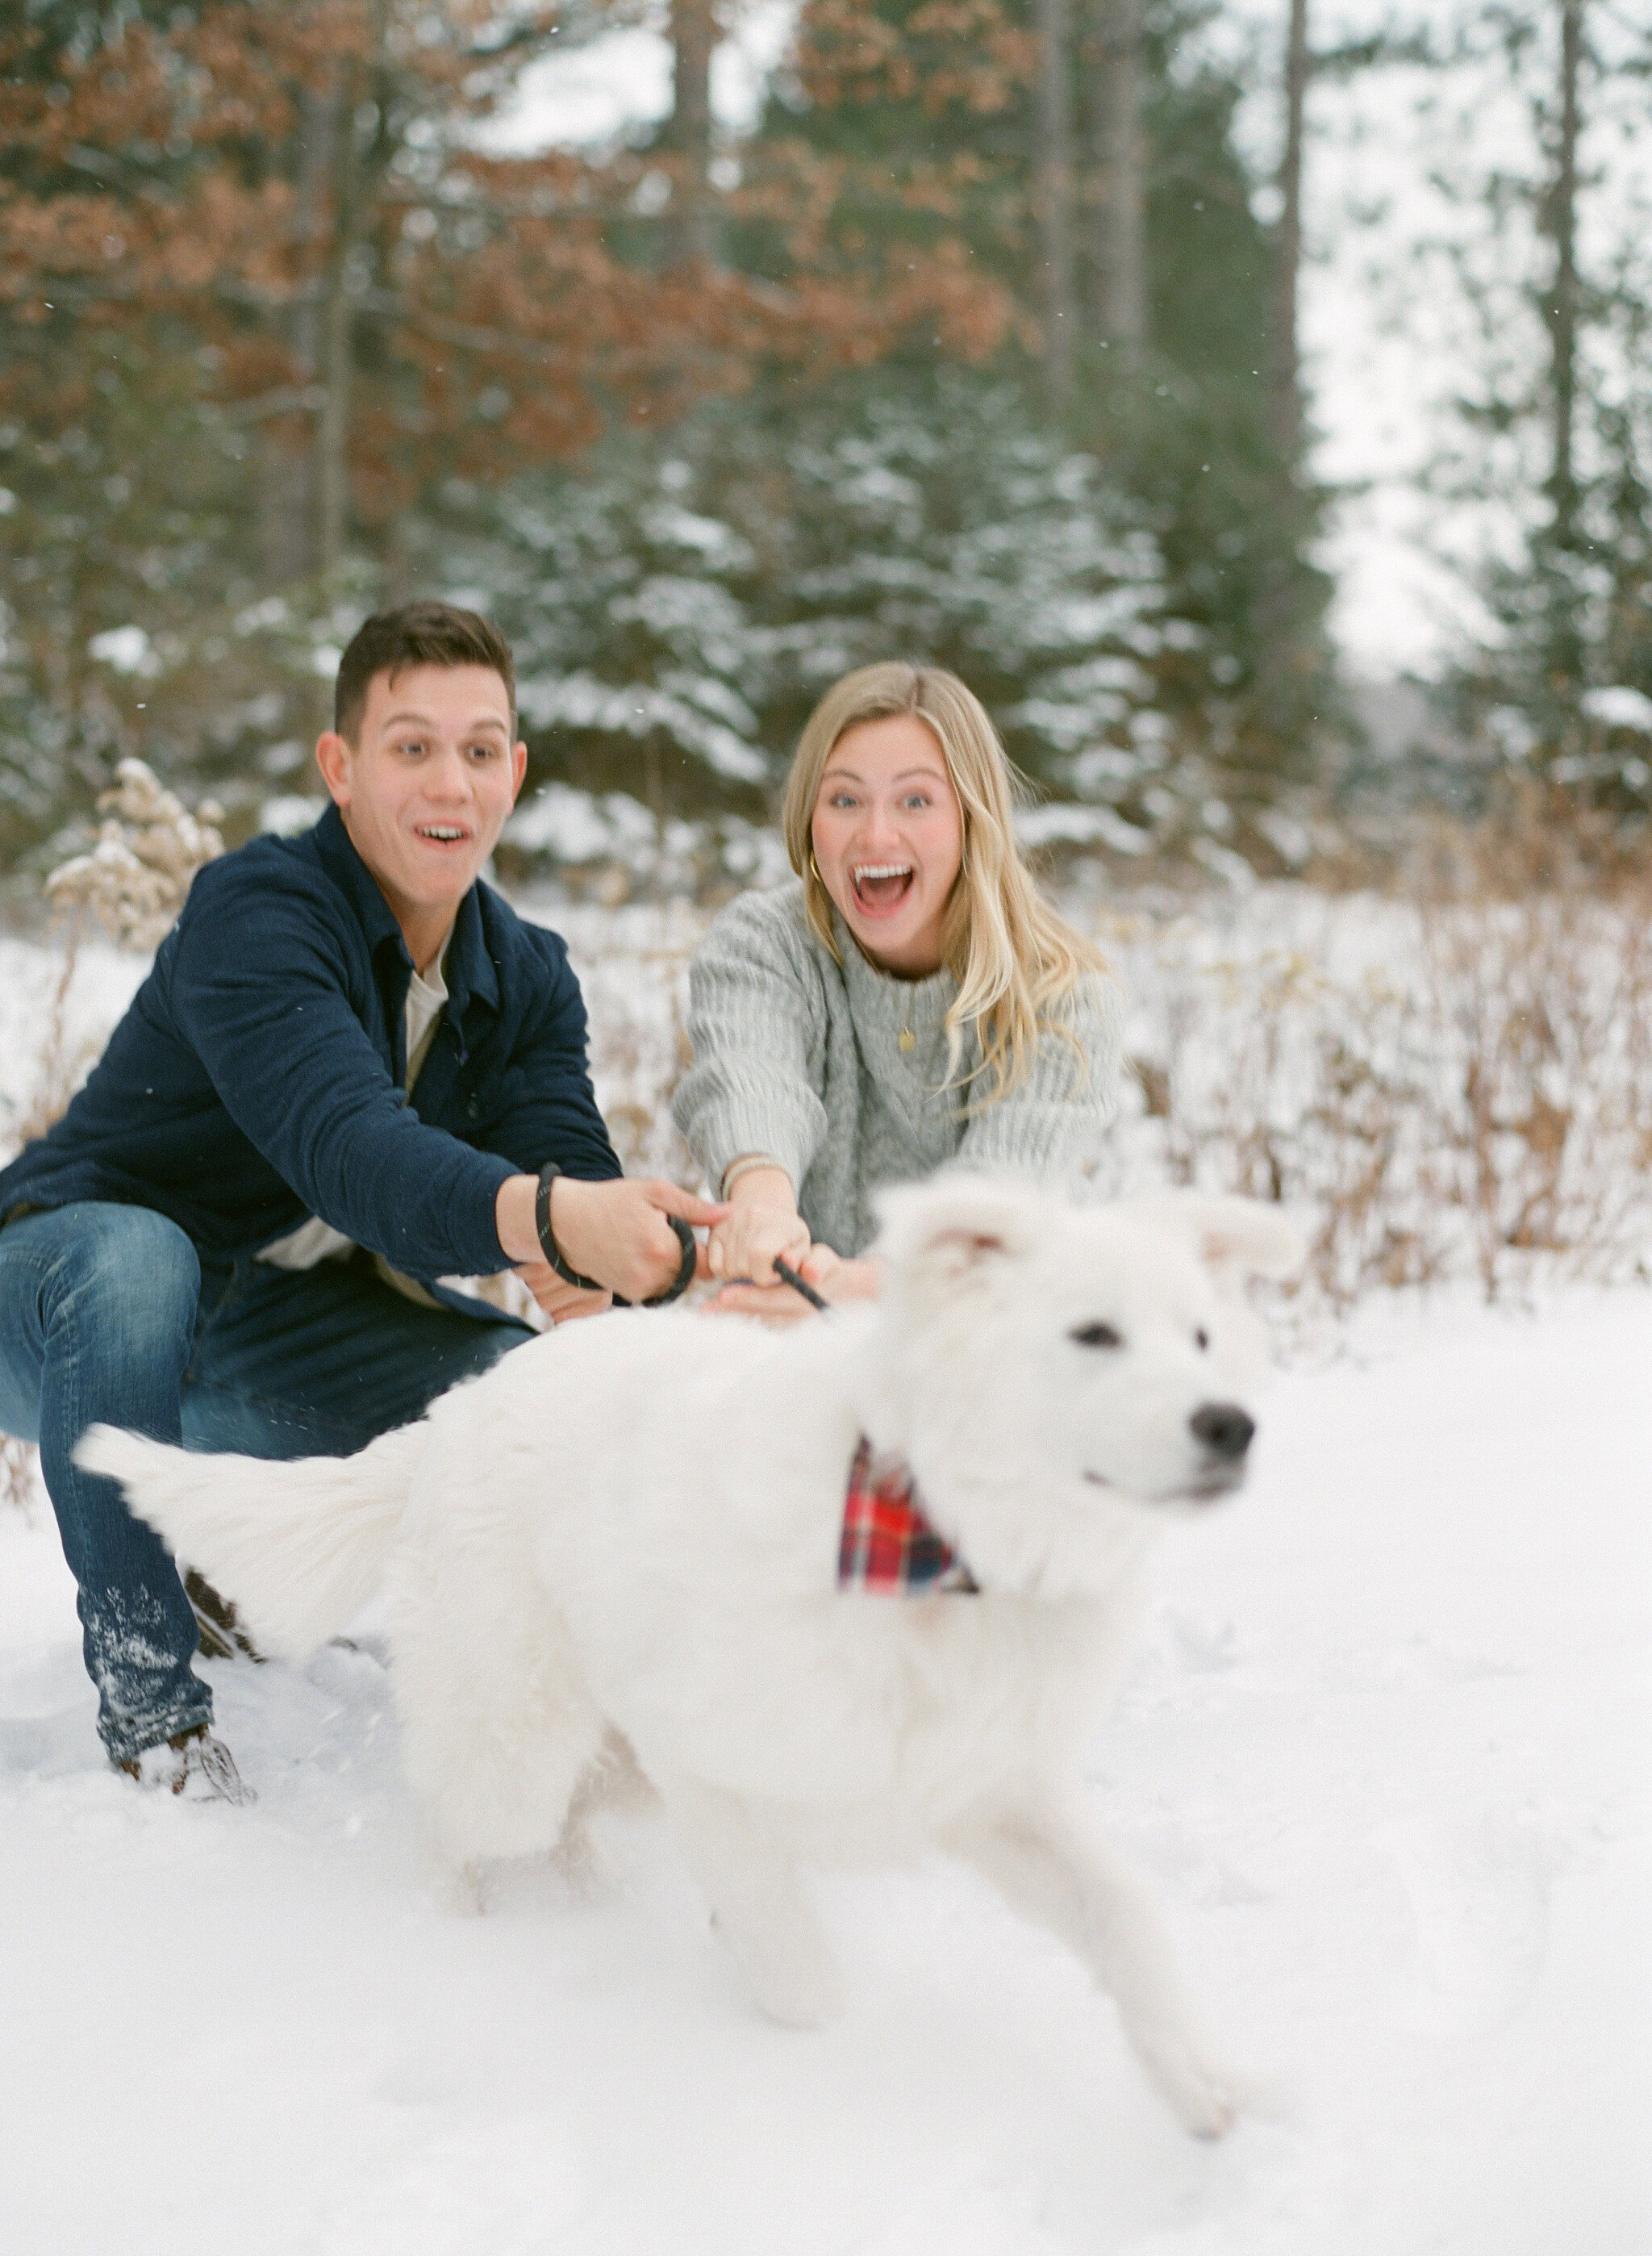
[534,1164,698,1306]
[772,1255,832,1312]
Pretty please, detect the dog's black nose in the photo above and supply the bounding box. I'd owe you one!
[1189,1403,1254,1460]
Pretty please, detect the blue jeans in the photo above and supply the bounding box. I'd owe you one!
[0,1202,532,1765]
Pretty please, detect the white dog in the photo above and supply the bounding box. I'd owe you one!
[81,1178,1298,2137]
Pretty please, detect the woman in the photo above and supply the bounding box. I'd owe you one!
[673,662,1124,1313]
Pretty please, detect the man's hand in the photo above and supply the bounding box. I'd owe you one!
[495,1172,727,1304]
[705,1164,811,1285]
[513,1257,611,1326]
[704,1244,883,1324]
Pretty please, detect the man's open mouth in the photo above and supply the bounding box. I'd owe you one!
[415,824,469,845]
[851,863,914,912]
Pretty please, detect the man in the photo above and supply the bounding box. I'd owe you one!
[0,602,720,1793]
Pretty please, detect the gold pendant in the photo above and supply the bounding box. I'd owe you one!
[899,1026,916,1053]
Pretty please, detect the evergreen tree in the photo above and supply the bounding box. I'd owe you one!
[746,0,1338,801]
[436,368,1267,878]
[1437,0,1652,822]
[0,0,894,859]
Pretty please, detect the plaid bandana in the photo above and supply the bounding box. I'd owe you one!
[838,1437,978,1595]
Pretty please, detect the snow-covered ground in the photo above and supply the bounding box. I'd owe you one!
[2,900,1647,2250]
[2,1284,1647,2255]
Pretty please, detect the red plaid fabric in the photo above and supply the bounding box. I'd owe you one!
[838,1437,978,1594]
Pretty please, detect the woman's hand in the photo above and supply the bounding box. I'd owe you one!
[704,1243,883,1323]
[705,1164,811,1285]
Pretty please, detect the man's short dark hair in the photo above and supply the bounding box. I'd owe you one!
[333,602,516,743]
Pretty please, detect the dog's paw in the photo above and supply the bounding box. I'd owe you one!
[553,1815,611,1902]
[750,1960,849,2031]
[428,1853,485,1917]
[1134,2032,1245,2140]
[721,1928,848,2030]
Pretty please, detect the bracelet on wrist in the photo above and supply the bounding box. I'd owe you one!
[534,1163,699,1308]
[535,1164,606,1293]
[720,1154,792,1197]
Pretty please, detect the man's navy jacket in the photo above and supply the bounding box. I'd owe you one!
[0,804,621,1299]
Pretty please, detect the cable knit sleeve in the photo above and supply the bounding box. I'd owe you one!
[672,885,831,1195]
[954,970,1124,1186]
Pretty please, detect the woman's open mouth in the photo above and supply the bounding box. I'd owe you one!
[851,863,915,914]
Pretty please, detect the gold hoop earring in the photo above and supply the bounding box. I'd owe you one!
[808,847,824,888]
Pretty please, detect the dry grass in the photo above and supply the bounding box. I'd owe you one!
[1092,886,1652,1314]
[8,931,111,1153]
[565,879,1652,1320]
[4,868,1648,1389]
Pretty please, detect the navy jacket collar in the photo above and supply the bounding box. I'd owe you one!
[311,803,500,1024]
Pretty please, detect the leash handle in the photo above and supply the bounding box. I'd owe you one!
[773,1255,832,1312]
[640,1214,698,1306]
[616,1215,699,1309]
[536,1165,697,1306]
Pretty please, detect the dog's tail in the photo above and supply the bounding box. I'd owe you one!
[75,1421,428,1661]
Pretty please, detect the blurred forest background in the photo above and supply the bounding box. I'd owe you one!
[2,0,1649,904]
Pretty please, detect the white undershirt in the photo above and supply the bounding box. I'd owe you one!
[257,945,451,1280]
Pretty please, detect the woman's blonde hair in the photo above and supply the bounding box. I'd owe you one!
[780,661,1109,1105]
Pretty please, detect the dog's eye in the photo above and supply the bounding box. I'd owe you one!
[1195,1328,1209,1351]
[1070,1322,1123,1350]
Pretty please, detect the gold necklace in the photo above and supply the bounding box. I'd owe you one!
[899,1021,916,1053]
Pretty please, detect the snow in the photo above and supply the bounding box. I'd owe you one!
[1583,688,1652,737]
[2,1285,1647,2254]
[2,896,1647,2248]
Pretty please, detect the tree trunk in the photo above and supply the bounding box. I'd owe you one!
[1087,0,1147,367]
[257,81,332,584]
[314,0,394,579]
[1546,0,1583,555]
[315,94,356,583]
[665,0,718,268]
[1035,0,1078,411]
[1266,0,1309,466]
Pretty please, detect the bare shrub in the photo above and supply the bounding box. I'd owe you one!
[6,855,1645,1341]
[44,759,224,952]
[1100,886,1652,1312]
[551,878,1652,1320]
[7,761,227,1153]
[10,936,97,1151]
[1416,895,1652,1297]
[557,904,706,1190]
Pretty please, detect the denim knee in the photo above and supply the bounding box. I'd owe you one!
[39,1204,201,1368]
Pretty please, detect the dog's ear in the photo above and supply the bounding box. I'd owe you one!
[874,1176,1049,1296]
[1119,1190,1305,1291]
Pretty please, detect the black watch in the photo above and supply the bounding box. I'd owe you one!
[535,1164,698,1308]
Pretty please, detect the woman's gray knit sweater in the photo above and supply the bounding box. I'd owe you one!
[672,878,1124,1256]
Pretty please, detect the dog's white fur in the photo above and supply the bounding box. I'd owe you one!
[79,1179,1299,2137]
